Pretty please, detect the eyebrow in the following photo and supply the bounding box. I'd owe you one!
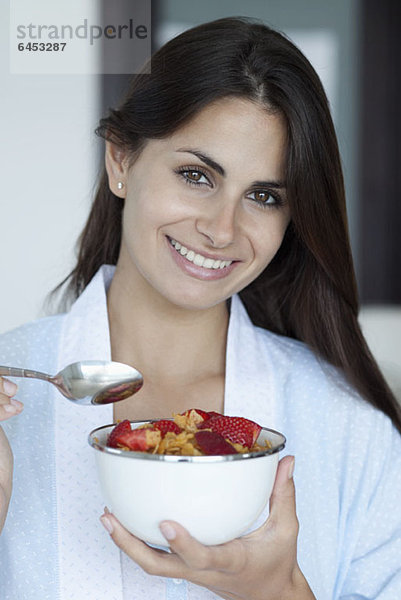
[175,147,286,189]
[176,148,226,177]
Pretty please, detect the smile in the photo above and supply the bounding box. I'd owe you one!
[169,239,233,270]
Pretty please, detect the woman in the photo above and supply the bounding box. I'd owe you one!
[1,17,400,600]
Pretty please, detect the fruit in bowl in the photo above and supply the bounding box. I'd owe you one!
[88,409,286,546]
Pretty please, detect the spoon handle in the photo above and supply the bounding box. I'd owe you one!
[0,366,51,382]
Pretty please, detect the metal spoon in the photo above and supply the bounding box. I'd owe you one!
[0,360,143,405]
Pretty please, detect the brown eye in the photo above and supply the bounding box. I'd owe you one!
[177,168,211,186]
[254,191,269,202]
[188,171,203,182]
[247,190,282,209]
[251,190,274,204]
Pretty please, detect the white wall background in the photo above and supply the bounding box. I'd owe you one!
[0,1,101,334]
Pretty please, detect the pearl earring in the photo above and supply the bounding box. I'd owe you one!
[117,181,124,190]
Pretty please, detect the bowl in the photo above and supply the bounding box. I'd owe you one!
[88,420,286,546]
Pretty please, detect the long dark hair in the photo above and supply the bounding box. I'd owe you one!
[59,17,401,432]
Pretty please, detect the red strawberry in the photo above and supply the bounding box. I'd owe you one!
[115,428,161,451]
[195,430,238,455]
[180,408,211,421]
[180,408,222,422]
[198,415,262,448]
[205,411,221,419]
[107,420,132,448]
[151,419,182,437]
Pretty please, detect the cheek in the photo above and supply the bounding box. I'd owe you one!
[124,186,191,230]
[121,192,160,240]
[252,218,289,264]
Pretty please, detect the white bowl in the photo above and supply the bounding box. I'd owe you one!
[88,421,286,546]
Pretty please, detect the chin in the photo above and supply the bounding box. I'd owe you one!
[164,288,231,312]
[173,297,224,312]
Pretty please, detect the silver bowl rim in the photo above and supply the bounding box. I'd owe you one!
[88,420,286,463]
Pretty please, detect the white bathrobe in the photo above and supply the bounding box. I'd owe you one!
[1,266,400,600]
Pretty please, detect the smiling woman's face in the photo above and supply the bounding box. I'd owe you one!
[106,96,291,311]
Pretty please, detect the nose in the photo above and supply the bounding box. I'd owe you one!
[195,198,238,249]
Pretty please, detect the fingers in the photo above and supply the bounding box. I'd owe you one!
[0,378,23,422]
[160,521,208,569]
[99,510,242,583]
[99,511,185,578]
[159,521,245,573]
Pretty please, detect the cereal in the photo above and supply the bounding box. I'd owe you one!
[107,409,271,456]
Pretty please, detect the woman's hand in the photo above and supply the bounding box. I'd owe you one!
[0,377,23,534]
[100,456,315,600]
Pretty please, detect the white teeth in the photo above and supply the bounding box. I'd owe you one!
[193,254,205,267]
[203,258,214,268]
[169,238,232,270]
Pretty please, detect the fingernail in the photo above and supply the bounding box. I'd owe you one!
[160,522,176,541]
[10,399,23,410]
[3,379,18,396]
[100,515,113,534]
[4,404,17,413]
[288,457,295,479]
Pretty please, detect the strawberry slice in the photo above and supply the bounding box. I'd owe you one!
[115,428,161,451]
[195,430,238,455]
[205,411,221,419]
[151,419,182,437]
[107,420,132,448]
[198,415,262,448]
[180,408,211,421]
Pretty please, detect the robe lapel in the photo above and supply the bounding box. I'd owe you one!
[225,294,277,428]
[224,295,278,533]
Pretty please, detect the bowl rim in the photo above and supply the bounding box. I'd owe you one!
[88,420,286,463]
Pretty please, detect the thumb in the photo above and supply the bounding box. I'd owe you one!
[269,455,296,523]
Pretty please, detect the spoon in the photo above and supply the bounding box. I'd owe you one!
[0,360,143,405]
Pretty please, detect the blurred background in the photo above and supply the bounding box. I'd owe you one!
[1,0,400,398]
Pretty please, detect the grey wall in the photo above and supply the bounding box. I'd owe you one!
[0,2,101,334]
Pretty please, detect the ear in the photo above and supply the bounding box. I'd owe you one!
[105,141,130,198]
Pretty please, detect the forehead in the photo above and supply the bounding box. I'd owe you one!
[137,97,287,179]
[172,97,286,150]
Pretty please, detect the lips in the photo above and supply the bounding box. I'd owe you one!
[169,238,233,270]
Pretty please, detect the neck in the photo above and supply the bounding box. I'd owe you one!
[107,264,229,387]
